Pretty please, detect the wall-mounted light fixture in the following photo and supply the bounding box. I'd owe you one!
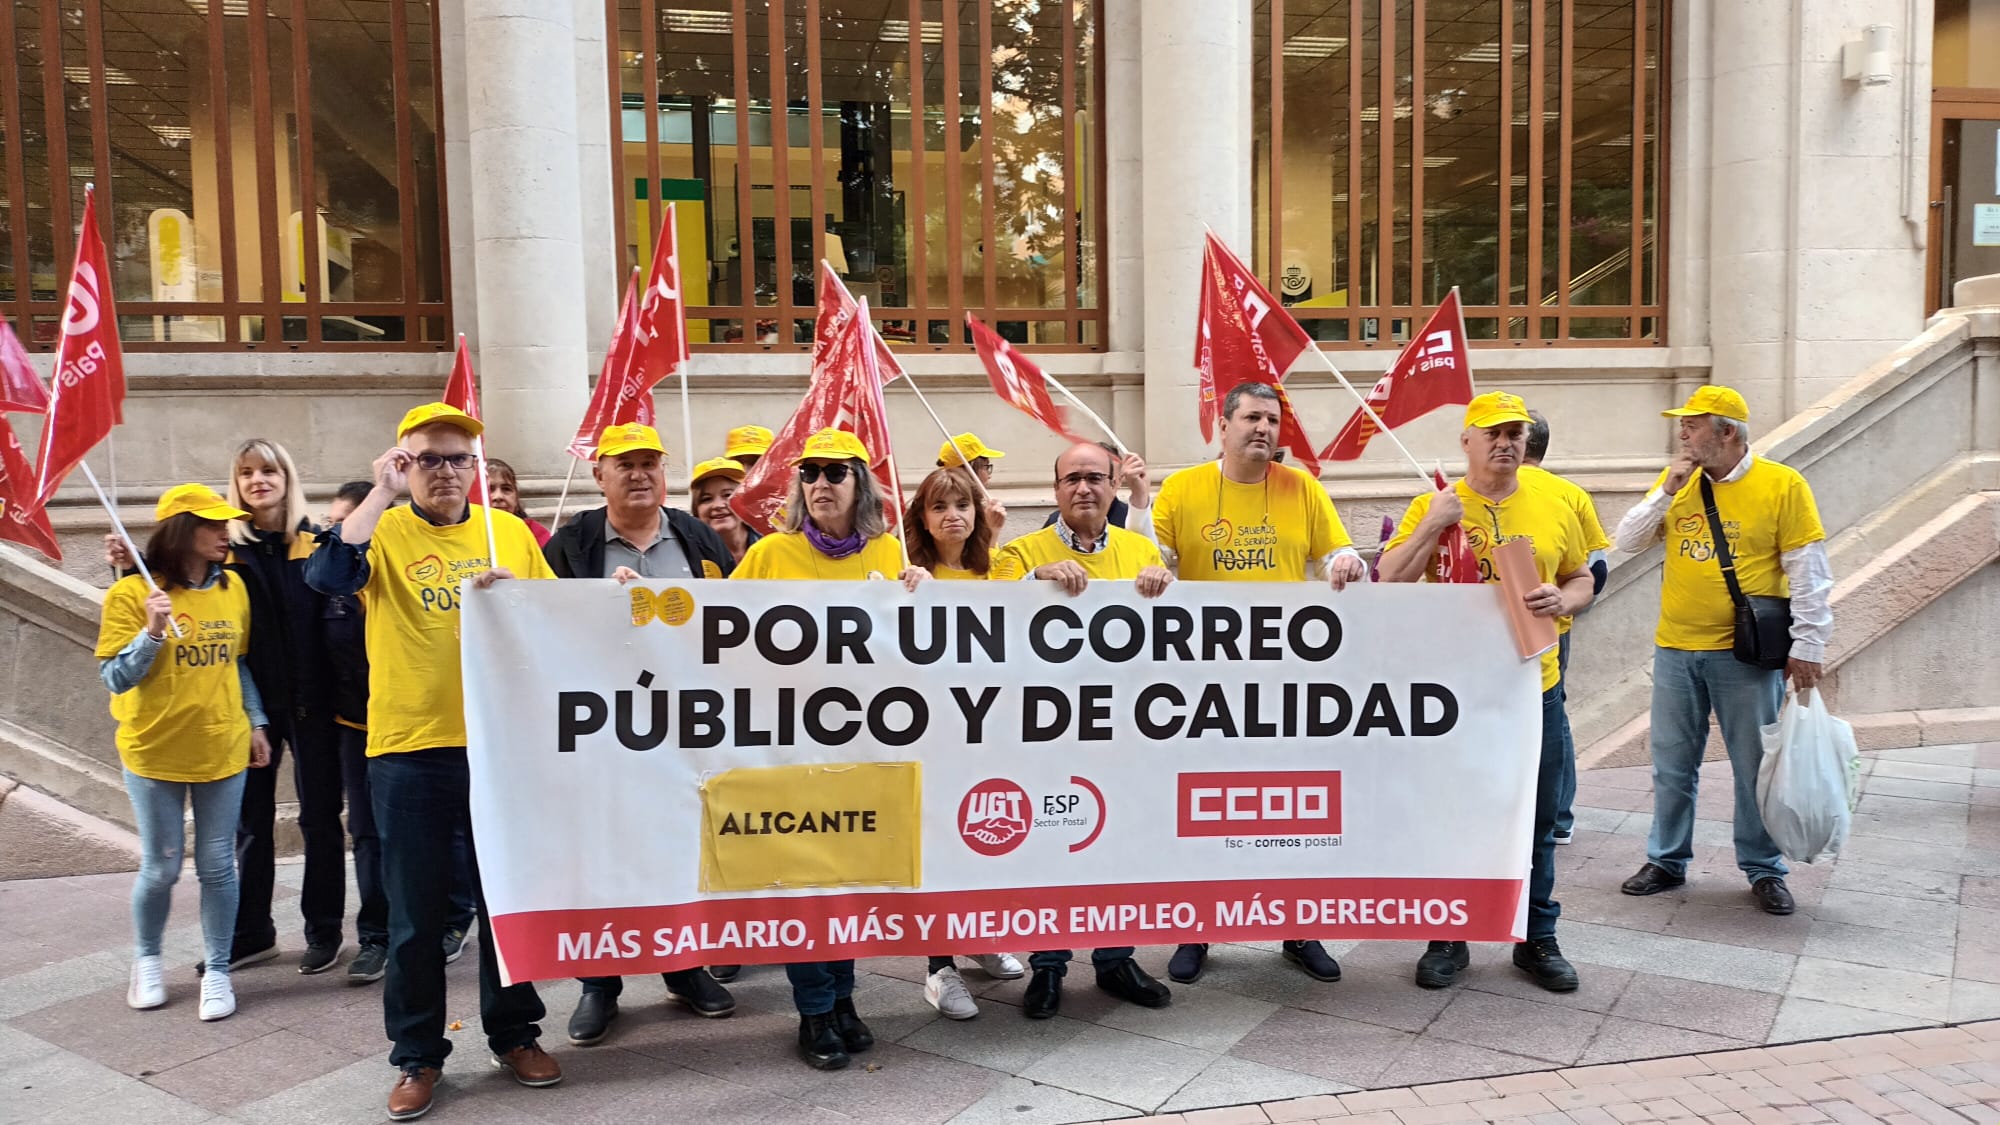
[1843,24,1894,88]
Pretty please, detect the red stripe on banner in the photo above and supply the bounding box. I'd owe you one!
[488,877,1526,984]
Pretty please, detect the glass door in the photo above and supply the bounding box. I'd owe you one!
[1931,111,2000,311]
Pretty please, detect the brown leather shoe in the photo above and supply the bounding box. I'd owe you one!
[493,1041,563,1088]
[387,1066,439,1121]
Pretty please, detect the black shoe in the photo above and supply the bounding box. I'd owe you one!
[442,927,469,964]
[664,968,736,1018]
[1513,938,1579,993]
[1553,827,1575,845]
[830,997,873,1052]
[1022,968,1062,1019]
[1415,940,1470,989]
[299,942,342,975]
[567,991,618,1045]
[1752,877,1795,916]
[1167,943,1208,984]
[797,1012,849,1070]
[1621,862,1686,896]
[196,942,279,976]
[348,943,387,984]
[708,964,741,982]
[1095,959,1171,1009]
[1282,940,1342,982]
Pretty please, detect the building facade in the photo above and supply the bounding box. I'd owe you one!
[3,0,1992,491]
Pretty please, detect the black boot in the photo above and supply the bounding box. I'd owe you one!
[567,991,618,1045]
[1282,940,1342,982]
[1414,941,1470,989]
[797,1011,849,1070]
[1513,937,1579,993]
[831,996,873,1052]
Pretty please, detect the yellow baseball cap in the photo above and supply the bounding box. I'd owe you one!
[155,483,250,523]
[793,428,871,464]
[1464,390,1533,429]
[724,425,774,460]
[595,423,666,459]
[396,401,484,440]
[690,456,746,486]
[937,433,1004,466]
[1662,384,1750,422]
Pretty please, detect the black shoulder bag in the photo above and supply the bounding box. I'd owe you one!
[1698,473,1792,670]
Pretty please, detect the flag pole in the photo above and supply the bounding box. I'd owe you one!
[1038,371,1127,454]
[896,371,995,506]
[552,458,579,529]
[79,460,181,637]
[473,436,499,568]
[666,205,698,493]
[1303,346,1432,483]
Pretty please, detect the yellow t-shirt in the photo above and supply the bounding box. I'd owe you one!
[1386,478,1588,691]
[990,524,1164,581]
[95,574,253,783]
[733,531,906,580]
[1655,458,1825,651]
[931,563,984,581]
[1520,464,1609,636]
[360,505,554,756]
[1153,461,1352,582]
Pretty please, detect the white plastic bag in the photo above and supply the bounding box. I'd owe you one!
[1756,688,1858,864]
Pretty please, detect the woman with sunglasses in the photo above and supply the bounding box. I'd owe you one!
[732,428,927,1069]
[99,485,275,1021]
[899,467,1027,1018]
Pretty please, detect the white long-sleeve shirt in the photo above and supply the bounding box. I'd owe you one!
[1614,451,1834,663]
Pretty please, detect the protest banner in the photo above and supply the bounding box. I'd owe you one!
[462,580,1541,986]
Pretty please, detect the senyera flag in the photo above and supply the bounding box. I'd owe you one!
[1321,288,1474,462]
[1195,232,1321,473]
[967,314,1082,445]
[0,413,60,560]
[0,319,48,415]
[730,267,899,535]
[33,187,126,508]
[566,269,653,460]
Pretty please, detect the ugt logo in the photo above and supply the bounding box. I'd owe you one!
[958,778,1031,857]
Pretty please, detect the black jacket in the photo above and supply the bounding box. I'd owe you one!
[322,590,367,728]
[543,506,737,579]
[227,522,332,732]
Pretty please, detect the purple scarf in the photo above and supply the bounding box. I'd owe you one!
[804,521,865,560]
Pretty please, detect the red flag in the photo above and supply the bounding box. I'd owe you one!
[0,319,47,414]
[32,189,126,507]
[730,282,898,535]
[1194,232,1320,473]
[967,314,1083,444]
[440,335,488,505]
[1430,469,1482,585]
[822,266,905,385]
[567,272,655,459]
[1320,289,1474,462]
[0,414,60,560]
[624,202,692,396]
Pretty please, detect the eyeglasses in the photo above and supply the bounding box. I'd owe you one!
[413,453,477,472]
[799,463,853,485]
[1058,472,1111,489]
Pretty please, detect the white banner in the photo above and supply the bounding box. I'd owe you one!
[462,580,1541,986]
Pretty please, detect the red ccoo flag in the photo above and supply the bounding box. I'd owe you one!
[0,319,48,414]
[440,335,488,505]
[33,188,126,507]
[0,413,60,560]
[967,314,1082,444]
[567,271,654,459]
[624,203,691,396]
[1194,232,1321,473]
[1320,289,1474,462]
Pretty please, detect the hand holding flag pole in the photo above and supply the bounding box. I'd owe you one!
[76,461,179,636]
[443,334,500,569]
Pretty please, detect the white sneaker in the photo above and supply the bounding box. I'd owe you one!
[198,970,236,1021]
[970,952,1025,980]
[924,966,979,1020]
[128,955,166,1010]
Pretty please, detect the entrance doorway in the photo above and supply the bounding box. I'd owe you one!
[1930,103,2000,312]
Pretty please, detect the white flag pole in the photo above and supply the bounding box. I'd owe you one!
[856,298,913,574]
[79,460,180,637]
[666,205,697,489]
[896,370,994,505]
[473,436,499,568]
[1037,371,1127,455]
[1302,346,1432,483]
[552,458,580,529]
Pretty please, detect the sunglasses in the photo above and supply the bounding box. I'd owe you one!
[412,453,477,472]
[799,462,854,485]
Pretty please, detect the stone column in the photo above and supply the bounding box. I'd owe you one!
[461,0,591,476]
[1138,0,1256,468]
[574,0,618,376]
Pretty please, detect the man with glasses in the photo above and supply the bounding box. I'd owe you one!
[1149,380,1362,988]
[990,442,1176,1019]
[306,402,564,1121]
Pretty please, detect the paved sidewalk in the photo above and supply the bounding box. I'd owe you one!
[2,741,1996,1123]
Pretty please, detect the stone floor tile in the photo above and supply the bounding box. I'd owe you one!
[1097,983,1281,1054]
[0,949,128,1021]
[1019,1025,1217,1112]
[1766,997,1928,1044]
[898,1006,1092,1074]
[1371,1036,1553,1090]
[1788,958,1953,1021]
[1862,777,1976,806]
[1848,795,1969,848]
[1949,979,2000,1023]
[1180,1107,1269,1125]
[1411,1077,1496,1105]
[1259,1092,1347,1122]
[1424,992,1604,1066]
[1540,922,1798,995]
[1871,761,1978,784]
[1827,861,1963,904]
[1577,1018,1751,1067]
[1265,951,1458,1034]
[1158,1058,1349,1113]
[0,1043,139,1124]
[1660,904,1813,956]
[1229,1008,1417,1090]
[784,1043,1008,1123]
[1487,1071,1572,1095]
[144,1028,361,1111]
[1963,877,2000,911]
[1810,890,1963,938]
[25,1077,217,1124]
[11,980,283,1078]
[1800,921,1959,976]
[1612,974,1783,1042]
[1837,836,2000,878]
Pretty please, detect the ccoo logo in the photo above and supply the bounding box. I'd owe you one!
[62,262,102,337]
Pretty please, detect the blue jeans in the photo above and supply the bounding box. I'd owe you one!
[1526,683,1571,941]
[1555,634,1576,835]
[1645,647,1789,885]
[1027,947,1133,976]
[124,767,246,975]
[785,960,856,1016]
[370,747,544,1069]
